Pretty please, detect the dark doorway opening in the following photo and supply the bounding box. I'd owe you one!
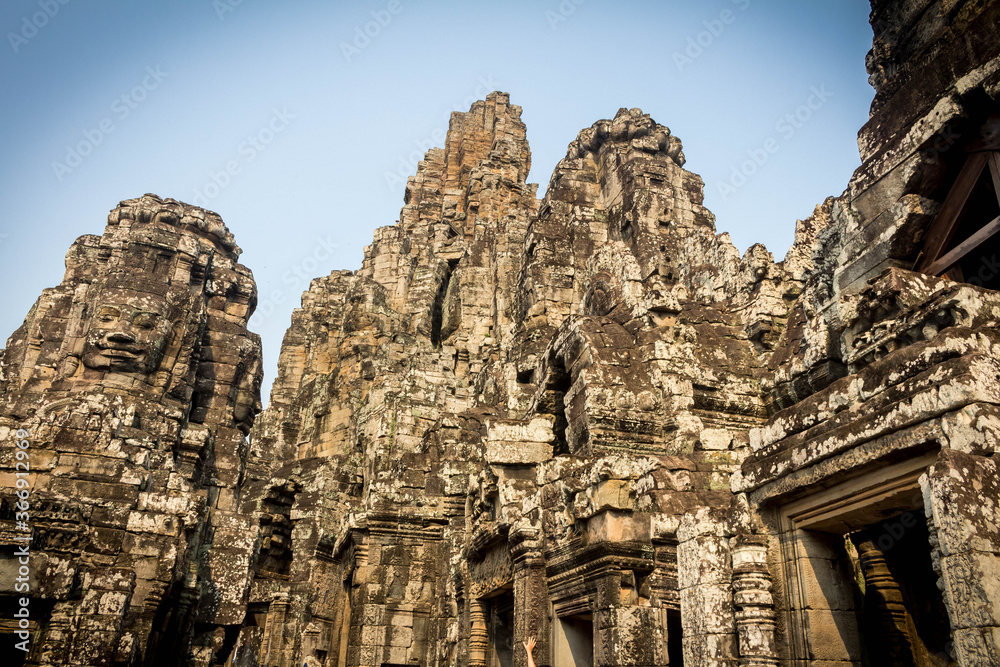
[540,356,572,455]
[0,595,54,667]
[666,607,684,666]
[487,589,515,667]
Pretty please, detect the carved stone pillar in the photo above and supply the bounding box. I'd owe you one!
[511,526,549,667]
[731,535,778,667]
[469,598,489,667]
[923,448,1000,666]
[678,507,737,666]
[33,604,72,666]
[852,534,915,666]
[262,592,290,667]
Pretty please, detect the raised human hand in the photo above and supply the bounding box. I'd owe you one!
[522,635,536,654]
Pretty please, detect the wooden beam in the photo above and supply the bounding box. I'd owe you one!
[918,151,990,271]
[990,152,1000,208]
[924,214,1000,276]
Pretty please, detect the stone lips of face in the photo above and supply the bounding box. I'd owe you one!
[80,290,175,375]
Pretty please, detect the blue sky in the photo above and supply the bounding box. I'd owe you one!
[0,0,875,400]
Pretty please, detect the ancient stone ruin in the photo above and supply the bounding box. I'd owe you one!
[3,0,1000,665]
[0,196,264,665]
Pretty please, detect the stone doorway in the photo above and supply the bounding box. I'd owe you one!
[666,607,683,666]
[772,453,950,664]
[0,614,29,667]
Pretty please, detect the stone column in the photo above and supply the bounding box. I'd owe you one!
[781,528,862,663]
[511,527,550,667]
[469,598,489,667]
[592,567,621,667]
[731,534,778,667]
[923,448,1000,667]
[851,533,915,665]
[262,592,290,667]
[33,603,72,667]
[678,507,737,667]
[595,596,668,667]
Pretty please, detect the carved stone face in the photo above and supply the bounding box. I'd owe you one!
[81,292,173,374]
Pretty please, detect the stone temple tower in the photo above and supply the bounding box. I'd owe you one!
[3,1,1000,665]
[0,195,263,665]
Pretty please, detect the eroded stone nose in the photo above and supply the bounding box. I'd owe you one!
[107,329,136,344]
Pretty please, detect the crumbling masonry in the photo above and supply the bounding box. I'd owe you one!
[3,1,1000,665]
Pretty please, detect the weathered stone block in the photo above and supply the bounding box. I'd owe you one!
[803,609,861,661]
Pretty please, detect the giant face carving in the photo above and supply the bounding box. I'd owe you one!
[81,291,173,374]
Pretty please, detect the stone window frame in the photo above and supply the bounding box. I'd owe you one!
[772,451,938,665]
